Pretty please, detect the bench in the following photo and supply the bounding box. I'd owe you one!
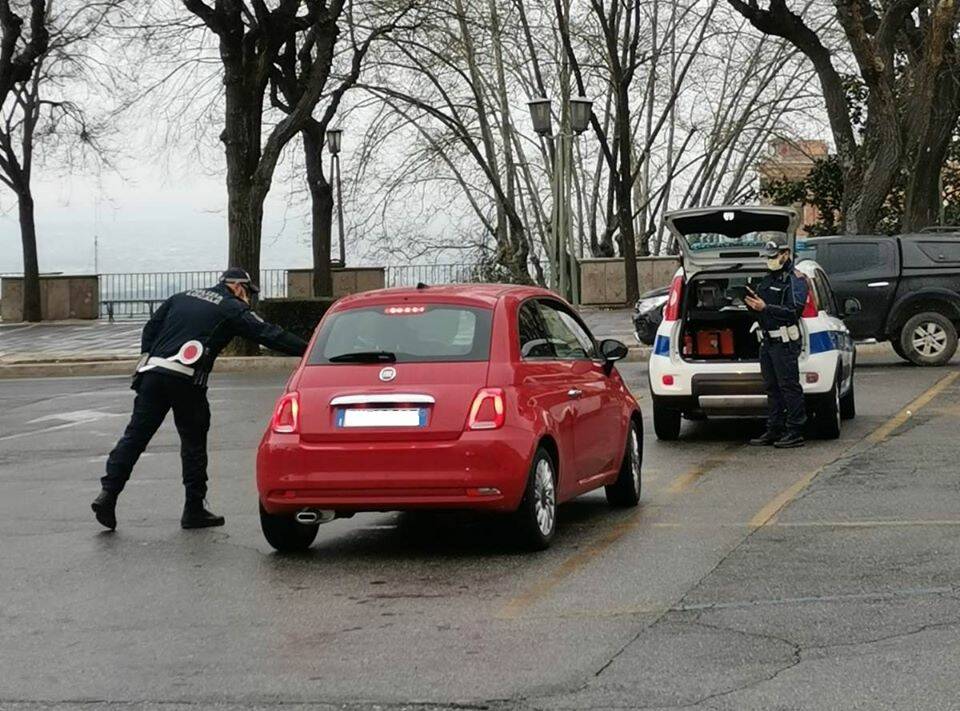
[102,299,167,323]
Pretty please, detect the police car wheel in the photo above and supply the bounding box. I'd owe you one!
[653,401,681,441]
[259,502,320,553]
[900,312,958,367]
[840,371,856,420]
[513,447,557,551]
[813,374,841,440]
[606,418,642,507]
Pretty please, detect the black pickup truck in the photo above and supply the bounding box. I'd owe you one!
[802,232,960,365]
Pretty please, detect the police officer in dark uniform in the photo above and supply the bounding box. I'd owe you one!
[91,268,309,530]
[746,239,809,448]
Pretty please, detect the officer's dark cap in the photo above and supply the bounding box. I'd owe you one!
[761,239,791,258]
[220,267,260,294]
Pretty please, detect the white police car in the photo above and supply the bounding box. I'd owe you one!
[648,205,857,440]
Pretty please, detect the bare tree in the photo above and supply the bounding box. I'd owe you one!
[341,0,822,299]
[181,0,348,301]
[270,1,412,297]
[0,0,119,322]
[728,0,960,233]
[0,0,48,321]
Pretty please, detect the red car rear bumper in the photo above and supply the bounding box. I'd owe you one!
[257,427,534,514]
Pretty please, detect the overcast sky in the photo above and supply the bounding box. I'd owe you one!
[0,151,321,277]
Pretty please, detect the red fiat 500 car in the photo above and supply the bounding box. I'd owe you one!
[256,284,643,552]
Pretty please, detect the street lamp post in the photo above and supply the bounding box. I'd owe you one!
[528,96,592,304]
[326,127,345,267]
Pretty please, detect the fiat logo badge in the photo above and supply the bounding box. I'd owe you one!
[379,367,397,382]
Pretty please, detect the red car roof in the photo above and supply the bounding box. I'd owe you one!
[333,283,557,310]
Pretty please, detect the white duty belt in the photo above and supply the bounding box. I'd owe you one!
[752,324,801,343]
[137,340,204,376]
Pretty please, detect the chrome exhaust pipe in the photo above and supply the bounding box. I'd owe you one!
[295,509,336,525]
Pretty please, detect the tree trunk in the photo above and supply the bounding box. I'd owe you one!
[303,127,334,298]
[902,73,960,231]
[902,131,951,232]
[616,87,639,304]
[844,115,899,234]
[18,189,41,322]
[220,57,265,355]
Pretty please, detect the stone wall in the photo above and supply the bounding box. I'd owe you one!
[580,257,680,306]
[287,267,386,299]
[1,275,99,322]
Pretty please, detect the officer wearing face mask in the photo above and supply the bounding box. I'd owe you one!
[745,239,809,448]
[91,268,309,531]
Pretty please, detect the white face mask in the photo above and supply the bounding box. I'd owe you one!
[767,256,784,271]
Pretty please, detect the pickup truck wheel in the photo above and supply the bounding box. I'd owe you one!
[813,374,841,440]
[891,339,908,362]
[653,400,682,441]
[899,312,958,366]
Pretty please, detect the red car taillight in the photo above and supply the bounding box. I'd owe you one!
[467,388,505,430]
[663,275,683,321]
[272,392,300,434]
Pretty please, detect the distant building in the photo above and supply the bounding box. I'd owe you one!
[757,139,830,236]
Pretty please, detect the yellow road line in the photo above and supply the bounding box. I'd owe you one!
[774,519,960,528]
[749,370,959,531]
[666,444,740,494]
[866,371,959,444]
[748,466,823,530]
[497,515,640,619]
[500,447,741,619]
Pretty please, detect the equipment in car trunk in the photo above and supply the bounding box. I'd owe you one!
[683,328,735,357]
[696,329,735,356]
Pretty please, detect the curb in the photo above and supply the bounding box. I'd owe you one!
[0,356,301,380]
[0,341,898,380]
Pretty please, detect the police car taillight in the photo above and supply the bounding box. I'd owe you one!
[801,280,818,318]
[467,388,505,430]
[663,275,683,321]
[272,392,300,434]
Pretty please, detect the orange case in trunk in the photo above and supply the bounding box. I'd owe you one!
[696,329,735,356]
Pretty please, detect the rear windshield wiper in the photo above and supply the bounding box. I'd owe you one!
[328,351,397,363]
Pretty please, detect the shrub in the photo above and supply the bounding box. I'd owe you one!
[256,297,335,349]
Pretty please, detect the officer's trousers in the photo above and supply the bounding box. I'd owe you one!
[759,339,806,435]
[102,371,211,501]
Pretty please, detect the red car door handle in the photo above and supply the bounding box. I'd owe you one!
[567,388,583,399]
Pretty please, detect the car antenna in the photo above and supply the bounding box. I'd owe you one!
[416,282,429,289]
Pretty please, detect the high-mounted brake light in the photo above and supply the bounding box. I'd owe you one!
[467,388,505,430]
[663,275,684,321]
[272,392,300,434]
[385,305,427,315]
[801,279,818,318]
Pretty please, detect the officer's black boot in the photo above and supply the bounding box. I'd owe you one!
[774,432,805,449]
[749,430,782,446]
[91,489,118,530]
[181,499,225,529]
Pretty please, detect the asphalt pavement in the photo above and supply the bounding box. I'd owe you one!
[1,349,959,709]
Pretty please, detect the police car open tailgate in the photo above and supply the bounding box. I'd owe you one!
[665,206,799,276]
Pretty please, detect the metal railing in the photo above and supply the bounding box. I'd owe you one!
[385,263,479,287]
[98,269,288,319]
[95,265,499,319]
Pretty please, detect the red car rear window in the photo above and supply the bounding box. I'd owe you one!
[308,305,493,364]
